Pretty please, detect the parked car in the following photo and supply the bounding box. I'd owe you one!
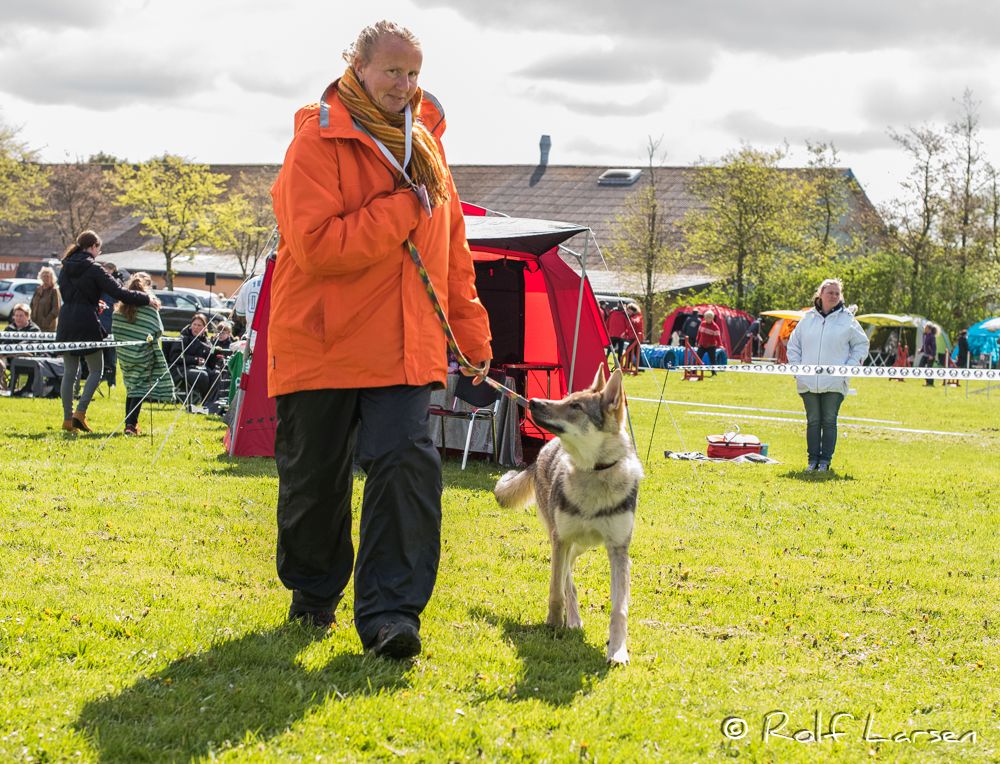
[172,287,233,323]
[153,290,207,332]
[0,278,41,321]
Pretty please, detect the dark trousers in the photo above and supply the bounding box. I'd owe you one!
[919,354,935,386]
[125,396,143,427]
[800,391,844,464]
[275,385,442,648]
[698,345,720,375]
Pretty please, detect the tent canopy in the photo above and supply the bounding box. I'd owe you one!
[658,303,754,354]
[856,313,951,353]
[965,316,1000,362]
[465,216,589,256]
[761,309,807,321]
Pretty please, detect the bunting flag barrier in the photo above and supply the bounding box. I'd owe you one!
[676,363,1000,382]
[0,331,58,341]
[0,338,151,356]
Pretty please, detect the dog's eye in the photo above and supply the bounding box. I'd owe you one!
[569,403,582,410]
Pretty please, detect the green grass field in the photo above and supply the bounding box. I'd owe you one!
[1,371,998,762]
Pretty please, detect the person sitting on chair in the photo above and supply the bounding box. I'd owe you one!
[3,304,42,396]
[180,313,221,404]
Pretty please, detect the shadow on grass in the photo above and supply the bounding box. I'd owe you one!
[76,624,409,762]
[209,453,279,478]
[440,462,505,491]
[781,469,855,482]
[469,607,608,706]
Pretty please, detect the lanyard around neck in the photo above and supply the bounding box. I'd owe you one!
[353,104,415,188]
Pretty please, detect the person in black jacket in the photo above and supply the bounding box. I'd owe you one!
[179,313,221,405]
[56,230,158,433]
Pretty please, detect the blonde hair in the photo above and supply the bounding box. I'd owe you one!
[38,266,56,286]
[343,20,420,67]
[703,309,715,321]
[12,303,31,318]
[814,278,843,301]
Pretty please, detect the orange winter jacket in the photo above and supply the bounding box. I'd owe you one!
[268,82,492,397]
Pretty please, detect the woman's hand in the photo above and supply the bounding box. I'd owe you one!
[148,295,162,310]
[460,360,491,385]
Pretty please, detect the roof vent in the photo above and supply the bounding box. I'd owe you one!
[597,168,642,186]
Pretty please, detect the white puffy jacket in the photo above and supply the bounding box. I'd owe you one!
[786,305,870,394]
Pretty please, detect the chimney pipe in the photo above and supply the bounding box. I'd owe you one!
[539,134,551,166]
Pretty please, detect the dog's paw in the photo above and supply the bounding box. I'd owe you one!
[607,646,630,665]
[566,614,583,629]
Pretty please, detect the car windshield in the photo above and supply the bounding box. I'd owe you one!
[0,281,11,290]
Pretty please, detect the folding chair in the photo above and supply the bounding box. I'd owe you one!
[428,372,503,469]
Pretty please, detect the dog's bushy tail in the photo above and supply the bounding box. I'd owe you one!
[494,464,537,509]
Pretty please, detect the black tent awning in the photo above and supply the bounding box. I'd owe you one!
[464,216,589,256]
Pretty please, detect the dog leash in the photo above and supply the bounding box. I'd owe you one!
[405,239,530,409]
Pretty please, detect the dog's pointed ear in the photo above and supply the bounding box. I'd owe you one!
[602,368,624,411]
[590,364,607,392]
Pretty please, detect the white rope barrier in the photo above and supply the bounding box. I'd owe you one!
[0,338,150,355]
[0,331,57,341]
[676,363,1000,381]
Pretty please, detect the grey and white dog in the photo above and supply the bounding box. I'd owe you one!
[494,367,643,664]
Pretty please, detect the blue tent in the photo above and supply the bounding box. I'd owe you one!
[963,317,1000,364]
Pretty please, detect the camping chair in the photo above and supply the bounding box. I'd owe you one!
[428,372,503,469]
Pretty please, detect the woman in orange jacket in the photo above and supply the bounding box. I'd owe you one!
[269,20,492,659]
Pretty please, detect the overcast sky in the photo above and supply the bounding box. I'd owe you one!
[2,0,999,209]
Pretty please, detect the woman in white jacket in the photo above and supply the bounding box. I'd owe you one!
[786,278,869,472]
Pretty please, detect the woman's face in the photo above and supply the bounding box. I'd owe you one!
[12,309,29,328]
[191,318,206,335]
[357,35,422,113]
[40,271,54,287]
[820,283,842,312]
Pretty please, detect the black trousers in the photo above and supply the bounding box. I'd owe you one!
[274,385,442,648]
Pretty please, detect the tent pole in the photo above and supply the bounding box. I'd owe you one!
[568,233,589,392]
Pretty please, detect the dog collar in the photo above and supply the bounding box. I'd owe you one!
[592,460,619,471]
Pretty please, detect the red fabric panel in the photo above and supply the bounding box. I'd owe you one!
[225,258,278,457]
[538,250,610,393]
[460,201,487,216]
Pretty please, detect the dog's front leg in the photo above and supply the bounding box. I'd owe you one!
[546,535,571,627]
[606,544,631,664]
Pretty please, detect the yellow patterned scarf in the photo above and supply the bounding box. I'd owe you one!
[337,66,450,208]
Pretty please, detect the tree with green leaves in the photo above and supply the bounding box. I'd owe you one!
[682,144,817,313]
[113,155,230,289]
[606,137,680,340]
[0,117,50,236]
[215,170,276,279]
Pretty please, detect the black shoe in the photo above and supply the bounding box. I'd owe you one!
[288,605,336,630]
[11,388,31,398]
[370,622,421,659]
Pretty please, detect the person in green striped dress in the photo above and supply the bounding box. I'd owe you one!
[111,272,175,435]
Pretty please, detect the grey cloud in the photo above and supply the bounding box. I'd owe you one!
[413,0,1000,56]
[561,136,651,164]
[1,0,119,31]
[516,41,715,86]
[228,71,314,99]
[860,81,1000,130]
[0,48,210,110]
[720,110,892,153]
[522,85,668,117]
